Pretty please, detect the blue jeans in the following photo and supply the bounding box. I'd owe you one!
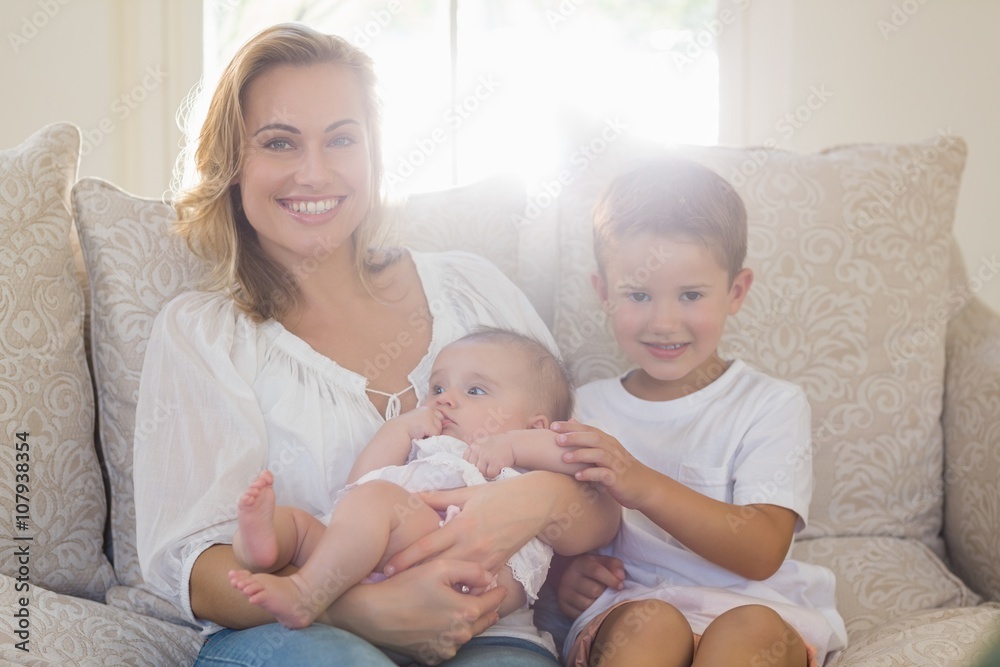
[194,625,558,666]
[533,577,574,661]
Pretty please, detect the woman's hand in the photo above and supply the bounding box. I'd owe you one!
[326,558,506,665]
[556,553,626,619]
[384,471,620,576]
[384,482,536,576]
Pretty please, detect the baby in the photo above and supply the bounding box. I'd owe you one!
[229,328,589,632]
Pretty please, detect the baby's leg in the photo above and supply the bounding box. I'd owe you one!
[230,480,443,629]
[588,599,693,667]
[694,605,807,667]
[490,566,528,618]
[232,470,323,572]
[364,495,527,613]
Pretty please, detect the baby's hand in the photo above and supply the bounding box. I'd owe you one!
[463,434,516,479]
[395,405,443,441]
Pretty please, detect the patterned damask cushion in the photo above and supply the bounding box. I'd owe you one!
[517,198,560,331]
[72,178,211,587]
[943,297,1000,601]
[389,173,565,328]
[792,536,979,643]
[0,124,115,600]
[389,173,522,280]
[826,604,1000,667]
[0,573,201,665]
[552,136,967,551]
[388,173,554,322]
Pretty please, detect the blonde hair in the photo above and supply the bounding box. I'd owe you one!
[593,157,747,283]
[173,23,385,321]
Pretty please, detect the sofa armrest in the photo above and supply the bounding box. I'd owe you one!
[943,297,1000,601]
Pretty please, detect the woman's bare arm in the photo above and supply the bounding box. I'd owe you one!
[190,545,278,629]
[384,471,620,578]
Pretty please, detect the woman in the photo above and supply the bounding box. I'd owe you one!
[133,22,618,667]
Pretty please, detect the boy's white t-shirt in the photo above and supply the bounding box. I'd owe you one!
[566,360,848,662]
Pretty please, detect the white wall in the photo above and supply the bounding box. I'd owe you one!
[719,0,1000,313]
[3,0,998,312]
[1,0,202,199]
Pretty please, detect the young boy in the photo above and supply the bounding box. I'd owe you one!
[228,328,606,657]
[550,158,848,666]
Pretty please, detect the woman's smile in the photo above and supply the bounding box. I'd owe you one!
[278,196,346,225]
[238,62,372,269]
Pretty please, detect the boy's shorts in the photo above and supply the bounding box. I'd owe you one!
[565,600,820,667]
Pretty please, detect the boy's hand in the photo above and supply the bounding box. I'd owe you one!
[551,421,658,509]
[463,433,516,478]
[557,553,625,619]
[394,405,443,441]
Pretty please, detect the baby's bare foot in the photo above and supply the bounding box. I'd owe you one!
[229,569,318,629]
[233,470,279,571]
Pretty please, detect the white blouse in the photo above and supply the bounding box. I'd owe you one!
[133,250,558,630]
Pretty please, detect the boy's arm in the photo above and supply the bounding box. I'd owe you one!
[622,466,797,580]
[347,407,442,483]
[554,421,798,580]
[464,429,590,478]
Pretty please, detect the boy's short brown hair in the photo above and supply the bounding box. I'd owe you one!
[593,157,748,283]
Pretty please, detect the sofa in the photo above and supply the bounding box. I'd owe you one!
[1,121,998,666]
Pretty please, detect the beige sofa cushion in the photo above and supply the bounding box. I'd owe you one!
[826,604,1000,667]
[72,178,211,587]
[0,572,201,664]
[0,124,115,600]
[552,136,967,553]
[792,537,979,643]
[388,173,522,283]
[389,172,560,326]
[943,296,1000,602]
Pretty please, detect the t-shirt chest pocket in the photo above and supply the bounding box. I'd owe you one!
[677,464,731,502]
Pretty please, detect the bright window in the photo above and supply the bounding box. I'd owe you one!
[204,0,718,195]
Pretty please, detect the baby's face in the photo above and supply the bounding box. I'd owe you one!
[426,340,540,443]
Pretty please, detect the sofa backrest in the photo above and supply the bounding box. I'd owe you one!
[65,130,974,594]
[1,123,116,602]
